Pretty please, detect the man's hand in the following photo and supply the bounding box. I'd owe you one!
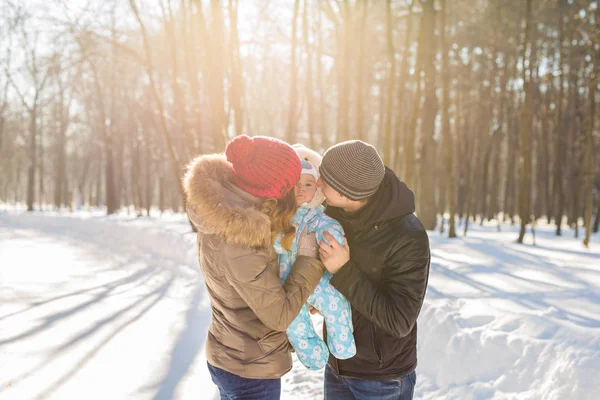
[319,232,350,274]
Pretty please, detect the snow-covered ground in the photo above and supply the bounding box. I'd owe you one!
[1,209,599,400]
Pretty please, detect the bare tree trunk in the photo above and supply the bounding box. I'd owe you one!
[209,0,228,148]
[481,130,501,221]
[382,0,397,167]
[95,152,102,208]
[540,57,553,222]
[145,143,151,216]
[354,0,368,142]
[517,0,533,243]
[158,171,165,213]
[455,83,466,222]
[583,55,596,247]
[531,36,549,222]
[228,0,244,137]
[87,62,117,215]
[336,0,351,143]
[15,156,21,205]
[464,99,481,236]
[161,0,190,161]
[26,108,37,211]
[106,14,119,215]
[495,49,510,227]
[554,2,567,235]
[38,120,45,209]
[105,141,118,214]
[0,80,8,151]
[6,32,50,212]
[115,123,125,208]
[593,194,600,234]
[131,133,142,215]
[129,0,196,231]
[441,0,457,238]
[377,77,387,149]
[394,1,416,177]
[303,0,315,146]
[316,2,327,149]
[286,0,300,144]
[503,53,519,225]
[481,7,502,224]
[565,29,580,234]
[440,0,453,236]
[183,0,204,153]
[402,8,426,190]
[54,82,68,209]
[417,0,438,230]
[570,76,583,239]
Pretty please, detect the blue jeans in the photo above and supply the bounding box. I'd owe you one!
[207,362,281,400]
[324,365,416,400]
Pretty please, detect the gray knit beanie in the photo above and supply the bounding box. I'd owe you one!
[319,140,385,201]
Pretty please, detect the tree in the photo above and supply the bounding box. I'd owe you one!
[286,0,300,144]
[51,57,76,209]
[402,4,426,191]
[517,0,534,244]
[394,0,416,179]
[440,0,457,238]
[6,25,52,211]
[336,0,351,143]
[382,0,397,166]
[417,0,438,230]
[582,4,598,247]
[354,0,368,142]
[303,0,315,146]
[0,0,596,244]
[128,0,194,227]
[553,0,569,236]
[228,0,244,137]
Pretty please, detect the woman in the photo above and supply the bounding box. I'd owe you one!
[183,135,324,400]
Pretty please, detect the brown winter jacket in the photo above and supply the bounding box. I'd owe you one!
[183,154,324,379]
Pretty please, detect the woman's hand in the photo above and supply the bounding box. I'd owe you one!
[297,228,319,258]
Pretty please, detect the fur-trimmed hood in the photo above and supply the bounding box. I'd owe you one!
[183,154,271,248]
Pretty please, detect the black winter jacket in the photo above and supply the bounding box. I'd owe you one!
[325,167,430,380]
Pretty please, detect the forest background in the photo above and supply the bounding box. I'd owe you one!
[0,0,598,245]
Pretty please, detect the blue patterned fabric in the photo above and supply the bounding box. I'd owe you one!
[274,206,356,370]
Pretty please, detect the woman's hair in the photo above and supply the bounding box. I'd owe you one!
[260,189,297,251]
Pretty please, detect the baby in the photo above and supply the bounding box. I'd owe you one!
[274,144,356,370]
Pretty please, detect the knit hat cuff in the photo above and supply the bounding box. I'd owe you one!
[320,165,380,201]
[231,175,294,199]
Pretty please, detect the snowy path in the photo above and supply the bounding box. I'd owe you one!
[0,213,216,400]
[1,211,599,400]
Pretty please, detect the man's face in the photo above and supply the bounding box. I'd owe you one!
[317,177,346,207]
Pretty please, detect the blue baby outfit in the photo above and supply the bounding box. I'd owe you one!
[274,206,356,370]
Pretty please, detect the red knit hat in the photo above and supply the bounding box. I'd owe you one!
[225,135,301,199]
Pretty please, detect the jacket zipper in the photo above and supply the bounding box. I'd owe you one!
[371,324,383,368]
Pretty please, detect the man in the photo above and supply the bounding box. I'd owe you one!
[316,140,430,400]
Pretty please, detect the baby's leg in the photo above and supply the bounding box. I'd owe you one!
[286,304,328,370]
[310,274,356,360]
